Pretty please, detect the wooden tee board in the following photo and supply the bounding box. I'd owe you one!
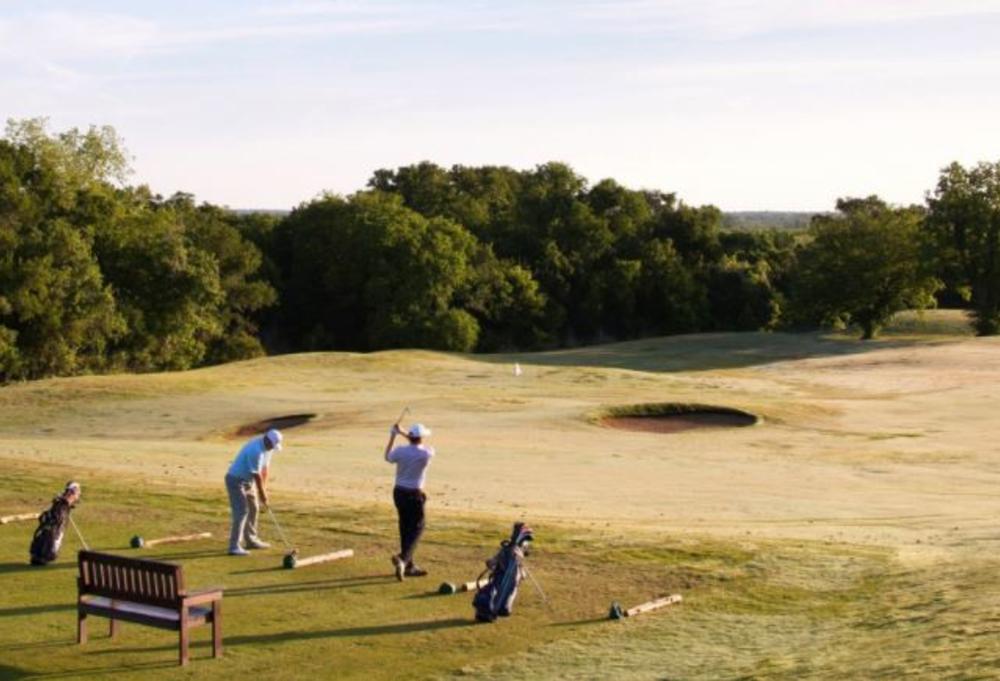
[143,532,212,548]
[1,512,38,524]
[625,594,683,617]
[292,549,354,568]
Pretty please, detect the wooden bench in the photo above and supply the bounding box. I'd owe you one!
[77,550,223,666]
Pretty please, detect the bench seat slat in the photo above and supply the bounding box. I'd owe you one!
[80,596,211,628]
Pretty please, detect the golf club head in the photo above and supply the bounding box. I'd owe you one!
[283,552,298,569]
[438,582,457,595]
[608,601,625,620]
[130,535,144,549]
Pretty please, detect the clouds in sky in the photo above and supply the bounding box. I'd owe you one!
[2,1,1000,209]
[5,1,1000,55]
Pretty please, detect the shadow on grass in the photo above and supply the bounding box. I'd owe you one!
[74,618,473,663]
[0,638,75,652]
[226,574,395,598]
[550,616,611,627]
[478,331,956,374]
[0,665,34,680]
[0,659,179,679]
[0,561,75,575]
[138,549,224,562]
[0,603,74,617]
[229,617,471,644]
[226,564,289,575]
[405,591,455,600]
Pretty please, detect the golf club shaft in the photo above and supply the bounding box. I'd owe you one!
[395,406,410,426]
[523,565,554,613]
[69,515,89,550]
[266,506,293,551]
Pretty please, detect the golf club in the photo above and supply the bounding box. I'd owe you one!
[266,505,294,553]
[69,514,89,550]
[395,406,410,428]
[523,565,555,614]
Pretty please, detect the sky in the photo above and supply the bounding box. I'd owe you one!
[2,0,1000,211]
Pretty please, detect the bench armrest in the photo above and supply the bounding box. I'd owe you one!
[181,588,224,606]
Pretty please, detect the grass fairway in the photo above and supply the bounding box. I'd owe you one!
[2,310,1000,679]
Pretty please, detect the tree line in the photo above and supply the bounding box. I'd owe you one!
[2,118,1000,381]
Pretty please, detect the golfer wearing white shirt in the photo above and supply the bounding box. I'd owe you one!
[384,423,434,580]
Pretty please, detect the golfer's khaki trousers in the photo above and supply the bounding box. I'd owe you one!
[225,474,261,550]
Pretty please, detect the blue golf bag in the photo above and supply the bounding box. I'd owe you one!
[473,522,534,622]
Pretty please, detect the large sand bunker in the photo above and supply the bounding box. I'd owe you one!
[601,403,758,434]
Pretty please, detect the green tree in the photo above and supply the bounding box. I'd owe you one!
[276,191,482,352]
[0,217,123,380]
[366,162,736,344]
[926,161,1000,334]
[707,256,780,331]
[791,197,941,339]
[648,195,723,267]
[0,131,124,381]
[635,239,707,335]
[93,205,224,371]
[161,195,277,363]
[457,247,550,351]
[5,118,130,204]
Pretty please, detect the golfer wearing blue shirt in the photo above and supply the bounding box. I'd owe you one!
[225,429,282,556]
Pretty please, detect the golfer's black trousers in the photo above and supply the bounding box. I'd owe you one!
[393,486,426,565]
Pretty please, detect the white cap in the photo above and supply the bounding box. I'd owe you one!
[265,428,283,451]
[408,423,431,438]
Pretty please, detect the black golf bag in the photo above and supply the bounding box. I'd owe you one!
[473,522,534,622]
[29,482,80,566]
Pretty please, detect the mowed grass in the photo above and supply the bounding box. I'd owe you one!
[3,465,998,680]
[2,309,999,679]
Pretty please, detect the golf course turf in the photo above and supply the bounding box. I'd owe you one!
[1,310,999,679]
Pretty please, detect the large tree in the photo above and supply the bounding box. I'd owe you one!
[161,195,277,363]
[792,197,941,339]
[926,161,1000,334]
[275,191,483,352]
[0,127,125,380]
[0,119,276,379]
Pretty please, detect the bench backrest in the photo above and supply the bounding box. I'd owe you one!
[78,550,186,608]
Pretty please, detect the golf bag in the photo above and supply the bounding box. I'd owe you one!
[29,482,80,566]
[473,522,534,622]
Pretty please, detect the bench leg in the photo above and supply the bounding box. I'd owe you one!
[212,600,223,658]
[109,617,119,641]
[179,627,189,666]
[77,611,87,645]
[179,608,189,666]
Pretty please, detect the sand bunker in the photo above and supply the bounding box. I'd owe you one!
[602,404,758,434]
[234,413,317,437]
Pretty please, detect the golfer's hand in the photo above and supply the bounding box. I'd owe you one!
[260,492,270,507]
[390,424,400,436]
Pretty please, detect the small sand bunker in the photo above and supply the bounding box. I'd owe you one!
[234,413,317,437]
[602,403,758,434]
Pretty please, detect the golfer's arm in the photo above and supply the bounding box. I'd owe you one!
[261,465,269,484]
[384,434,397,461]
[253,472,267,500]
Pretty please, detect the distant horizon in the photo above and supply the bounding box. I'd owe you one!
[4,1,999,211]
[228,203,828,215]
